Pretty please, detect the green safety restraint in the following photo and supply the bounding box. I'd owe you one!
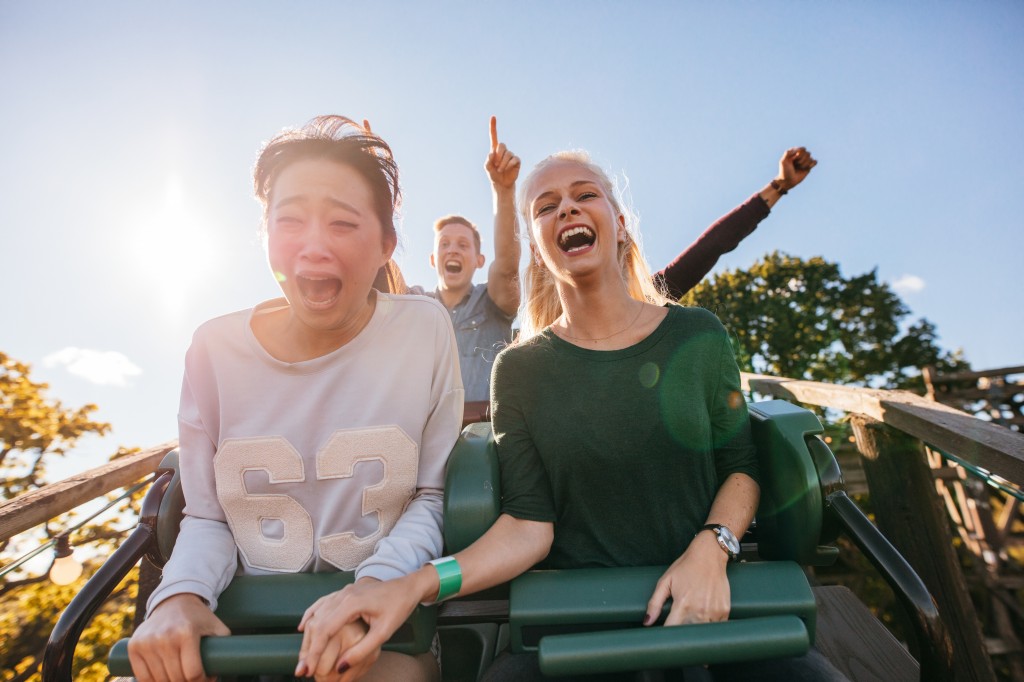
[104,399,839,678]
[443,400,839,678]
[106,451,437,677]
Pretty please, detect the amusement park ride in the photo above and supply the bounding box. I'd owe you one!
[4,367,1020,681]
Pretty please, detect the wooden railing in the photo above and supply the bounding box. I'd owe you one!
[742,372,1024,682]
[0,441,176,544]
[741,373,1024,482]
[923,364,1024,431]
[5,379,1023,680]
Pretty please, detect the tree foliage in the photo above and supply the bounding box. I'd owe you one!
[0,351,111,508]
[0,564,139,682]
[679,252,969,390]
[0,351,139,681]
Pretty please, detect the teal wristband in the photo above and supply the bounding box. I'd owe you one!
[427,556,462,603]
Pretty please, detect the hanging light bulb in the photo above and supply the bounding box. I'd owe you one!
[49,535,83,585]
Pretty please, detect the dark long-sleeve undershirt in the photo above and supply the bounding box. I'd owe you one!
[654,193,771,299]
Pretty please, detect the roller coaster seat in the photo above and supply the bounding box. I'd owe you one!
[50,399,850,680]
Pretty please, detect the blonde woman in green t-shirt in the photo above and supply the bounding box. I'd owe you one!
[305,151,843,681]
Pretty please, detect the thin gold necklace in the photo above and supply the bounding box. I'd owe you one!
[557,302,645,342]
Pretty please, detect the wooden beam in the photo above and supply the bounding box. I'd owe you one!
[0,441,177,542]
[927,365,1024,383]
[930,385,1024,401]
[851,416,994,682]
[813,585,919,682]
[741,374,1024,485]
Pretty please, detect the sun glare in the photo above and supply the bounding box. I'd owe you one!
[123,174,219,318]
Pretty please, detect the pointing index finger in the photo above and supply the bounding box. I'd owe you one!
[489,116,498,152]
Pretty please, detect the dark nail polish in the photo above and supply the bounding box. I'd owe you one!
[338,661,350,673]
[642,614,652,625]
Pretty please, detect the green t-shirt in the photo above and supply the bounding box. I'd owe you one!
[491,305,758,569]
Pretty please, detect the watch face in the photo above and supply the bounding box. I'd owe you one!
[718,526,741,555]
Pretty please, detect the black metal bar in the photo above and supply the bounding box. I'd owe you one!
[42,470,173,682]
[827,490,955,682]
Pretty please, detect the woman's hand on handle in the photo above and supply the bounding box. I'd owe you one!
[127,593,230,682]
[299,514,552,679]
[295,577,413,681]
[644,531,732,626]
[645,473,758,627]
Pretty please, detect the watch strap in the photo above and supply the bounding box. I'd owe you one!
[699,524,739,561]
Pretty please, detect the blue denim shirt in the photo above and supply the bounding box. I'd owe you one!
[410,283,515,401]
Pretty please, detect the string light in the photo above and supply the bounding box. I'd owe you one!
[0,476,153,582]
[49,534,83,585]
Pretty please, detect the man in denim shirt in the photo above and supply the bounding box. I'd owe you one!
[413,117,816,405]
[408,119,522,404]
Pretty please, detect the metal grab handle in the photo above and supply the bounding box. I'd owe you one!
[42,470,174,682]
[827,490,954,682]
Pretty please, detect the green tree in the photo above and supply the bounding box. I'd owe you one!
[679,252,968,390]
[0,351,140,682]
[0,352,110,510]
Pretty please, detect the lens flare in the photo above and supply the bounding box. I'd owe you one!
[658,332,746,449]
[638,362,660,388]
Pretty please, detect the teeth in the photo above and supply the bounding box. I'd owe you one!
[297,274,342,305]
[559,226,594,245]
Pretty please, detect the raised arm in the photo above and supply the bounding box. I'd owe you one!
[485,116,522,316]
[656,147,817,299]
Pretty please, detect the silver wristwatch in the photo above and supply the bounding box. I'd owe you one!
[700,523,740,561]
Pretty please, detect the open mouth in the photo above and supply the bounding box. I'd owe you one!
[296,274,342,306]
[444,260,463,274]
[558,226,596,253]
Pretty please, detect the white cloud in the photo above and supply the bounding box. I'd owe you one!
[43,347,142,387]
[891,274,926,296]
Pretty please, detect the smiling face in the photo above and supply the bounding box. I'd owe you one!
[524,158,626,283]
[431,222,485,291]
[266,157,396,336]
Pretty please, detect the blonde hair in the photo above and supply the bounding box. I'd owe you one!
[516,151,669,341]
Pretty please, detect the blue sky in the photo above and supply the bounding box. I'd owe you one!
[1,2,1021,476]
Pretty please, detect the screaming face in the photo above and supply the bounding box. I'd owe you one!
[558,225,596,253]
[432,222,483,291]
[266,158,395,333]
[525,158,626,281]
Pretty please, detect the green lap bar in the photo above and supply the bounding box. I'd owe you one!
[110,634,305,676]
[539,615,809,677]
[108,573,436,676]
[510,562,815,674]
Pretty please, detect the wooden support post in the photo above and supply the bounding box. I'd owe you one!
[851,415,996,682]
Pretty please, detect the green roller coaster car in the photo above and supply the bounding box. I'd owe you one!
[43,400,949,681]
